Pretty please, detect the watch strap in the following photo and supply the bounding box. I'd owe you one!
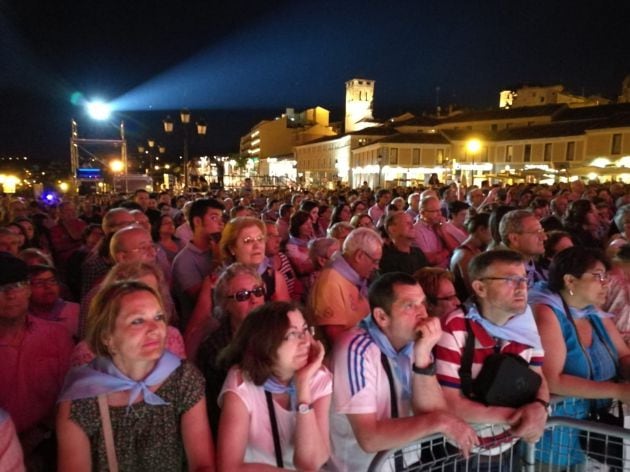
[412,361,436,376]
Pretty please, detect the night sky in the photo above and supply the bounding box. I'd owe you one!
[0,0,628,163]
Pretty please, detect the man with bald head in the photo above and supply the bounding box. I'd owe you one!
[79,224,159,336]
[80,207,136,297]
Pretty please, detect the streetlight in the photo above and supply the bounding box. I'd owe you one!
[163,109,207,191]
[377,154,383,188]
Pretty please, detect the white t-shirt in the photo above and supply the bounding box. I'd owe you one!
[327,327,412,472]
[219,365,332,469]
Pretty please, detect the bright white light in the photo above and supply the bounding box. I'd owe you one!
[110,160,124,172]
[86,100,111,120]
[590,157,610,168]
[466,139,482,154]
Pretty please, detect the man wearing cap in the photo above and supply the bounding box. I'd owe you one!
[0,253,73,462]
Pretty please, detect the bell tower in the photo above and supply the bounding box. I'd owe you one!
[345,78,375,133]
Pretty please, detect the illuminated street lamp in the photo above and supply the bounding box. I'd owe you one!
[110,159,124,173]
[163,109,207,191]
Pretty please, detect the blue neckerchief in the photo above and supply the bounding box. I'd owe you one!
[263,377,297,410]
[464,301,542,350]
[528,281,613,320]
[330,252,369,298]
[288,236,309,248]
[59,350,181,413]
[360,315,413,399]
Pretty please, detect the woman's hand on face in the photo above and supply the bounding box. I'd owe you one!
[295,339,325,387]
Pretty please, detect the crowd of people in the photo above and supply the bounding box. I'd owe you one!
[1,177,630,471]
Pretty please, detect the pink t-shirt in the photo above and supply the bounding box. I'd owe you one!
[0,316,73,434]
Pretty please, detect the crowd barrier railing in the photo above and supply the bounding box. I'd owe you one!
[368,396,630,471]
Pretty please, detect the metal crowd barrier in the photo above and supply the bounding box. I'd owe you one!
[368,397,630,471]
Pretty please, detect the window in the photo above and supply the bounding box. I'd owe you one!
[389,148,398,165]
[566,141,575,161]
[412,148,420,165]
[437,149,444,165]
[506,145,513,163]
[544,143,552,162]
[612,134,622,154]
[524,144,532,162]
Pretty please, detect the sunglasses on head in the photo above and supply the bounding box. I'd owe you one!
[226,285,266,302]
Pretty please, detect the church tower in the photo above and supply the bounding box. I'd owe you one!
[345,78,375,133]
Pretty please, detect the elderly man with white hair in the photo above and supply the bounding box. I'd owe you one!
[309,227,382,346]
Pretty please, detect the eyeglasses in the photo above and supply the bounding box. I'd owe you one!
[226,285,266,302]
[519,228,546,236]
[480,276,528,288]
[284,325,316,341]
[362,250,381,266]
[242,235,266,245]
[123,243,157,255]
[587,272,610,283]
[434,293,459,302]
[30,277,59,288]
[0,281,29,293]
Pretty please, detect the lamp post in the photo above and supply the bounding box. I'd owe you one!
[163,109,207,192]
[377,154,383,188]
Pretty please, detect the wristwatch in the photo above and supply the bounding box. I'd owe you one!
[533,398,552,416]
[412,361,436,376]
[297,403,313,414]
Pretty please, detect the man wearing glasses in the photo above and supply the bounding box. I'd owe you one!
[499,209,548,287]
[0,254,73,468]
[434,249,550,468]
[413,196,452,269]
[78,224,162,337]
[309,228,382,346]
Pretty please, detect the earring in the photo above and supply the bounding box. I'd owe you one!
[569,289,574,296]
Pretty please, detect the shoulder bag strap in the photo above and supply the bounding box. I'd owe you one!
[459,318,476,399]
[380,353,404,470]
[265,390,284,468]
[379,353,399,418]
[97,394,118,472]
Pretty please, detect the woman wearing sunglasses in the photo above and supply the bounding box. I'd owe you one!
[219,217,290,302]
[530,246,630,468]
[188,264,267,436]
[216,301,331,471]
